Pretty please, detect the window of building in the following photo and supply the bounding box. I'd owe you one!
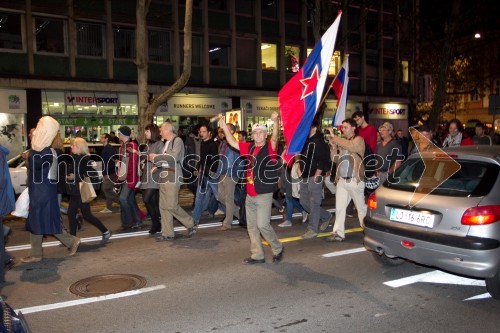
[77,22,104,57]
[237,38,256,69]
[285,45,300,72]
[470,90,480,102]
[114,26,135,59]
[35,17,65,54]
[261,0,277,19]
[208,0,227,10]
[495,79,500,95]
[284,1,300,22]
[0,12,23,50]
[307,48,341,76]
[181,34,201,65]
[149,30,170,62]
[261,43,277,70]
[209,43,229,66]
[236,0,254,15]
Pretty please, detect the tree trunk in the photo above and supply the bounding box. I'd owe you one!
[136,0,151,141]
[137,0,193,138]
[428,0,461,130]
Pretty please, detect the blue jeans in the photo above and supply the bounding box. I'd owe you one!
[286,195,304,221]
[119,184,141,227]
[192,175,218,223]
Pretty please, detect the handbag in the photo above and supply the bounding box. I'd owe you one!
[80,176,97,203]
[116,154,129,182]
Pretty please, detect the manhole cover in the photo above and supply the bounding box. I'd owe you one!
[69,274,147,297]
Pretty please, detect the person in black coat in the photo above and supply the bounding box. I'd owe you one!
[66,138,111,242]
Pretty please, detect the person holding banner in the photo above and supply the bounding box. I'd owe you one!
[217,112,284,264]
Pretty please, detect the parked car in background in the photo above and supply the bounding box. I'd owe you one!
[364,146,500,299]
[8,154,27,195]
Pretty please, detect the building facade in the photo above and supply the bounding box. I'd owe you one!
[0,0,418,156]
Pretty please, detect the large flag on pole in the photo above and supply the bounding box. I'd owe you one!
[331,55,349,126]
[278,11,342,159]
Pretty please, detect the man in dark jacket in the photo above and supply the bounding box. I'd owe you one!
[191,125,219,225]
[99,133,118,213]
[299,120,334,239]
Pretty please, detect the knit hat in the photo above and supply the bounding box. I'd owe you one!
[251,123,267,133]
[118,126,131,137]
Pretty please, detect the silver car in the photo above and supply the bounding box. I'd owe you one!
[364,146,500,299]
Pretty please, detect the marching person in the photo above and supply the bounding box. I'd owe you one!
[99,133,119,213]
[325,118,367,242]
[218,111,284,264]
[298,120,334,239]
[21,116,81,263]
[116,126,142,231]
[66,138,111,242]
[149,122,196,241]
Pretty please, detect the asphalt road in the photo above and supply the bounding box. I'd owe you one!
[2,191,500,333]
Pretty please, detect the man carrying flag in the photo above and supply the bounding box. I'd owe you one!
[278,11,343,161]
[331,55,349,126]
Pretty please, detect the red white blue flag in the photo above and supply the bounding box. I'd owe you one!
[278,11,342,159]
[332,56,349,126]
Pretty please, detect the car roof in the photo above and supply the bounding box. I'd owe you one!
[415,146,500,165]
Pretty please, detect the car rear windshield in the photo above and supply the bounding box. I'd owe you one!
[386,158,499,197]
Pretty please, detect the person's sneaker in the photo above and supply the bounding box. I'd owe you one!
[326,233,345,242]
[21,256,42,263]
[99,208,113,214]
[278,220,292,227]
[302,211,309,223]
[302,229,318,239]
[272,247,284,263]
[319,214,334,232]
[187,226,197,238]
[214,209,225,216]
[68,238,81,256]
[102,230,111,243]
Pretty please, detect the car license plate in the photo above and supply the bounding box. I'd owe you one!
[389,208,435,228]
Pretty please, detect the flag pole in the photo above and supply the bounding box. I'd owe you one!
[318,54,348,121]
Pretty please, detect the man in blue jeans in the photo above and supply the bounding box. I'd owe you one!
[116,126,141,231]
[192,125,219,225]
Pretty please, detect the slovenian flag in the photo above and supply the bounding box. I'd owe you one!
[332,56,349,126]
[278,11,342,159]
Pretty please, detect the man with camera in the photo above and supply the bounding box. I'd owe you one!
[325,118,367,242]
[298,120,334,239]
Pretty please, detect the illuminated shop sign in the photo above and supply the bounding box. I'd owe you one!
[58,117,137,126]
[65,92,119,106]
[155,96,232,115]
[0,89,27,114]
[368,103,408,119]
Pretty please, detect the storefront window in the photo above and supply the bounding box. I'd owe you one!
[118,93,138,115]
[261,43,277,70]
[0,12,23,50]
[114,26,135,59]
[35,17,65,54]
[285,45,300,72]
[307,49,341,76]
[77,22,104,57]
[42,90,65,115]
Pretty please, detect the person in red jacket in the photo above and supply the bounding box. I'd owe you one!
[116,126,142,231]
[441,119,474,147]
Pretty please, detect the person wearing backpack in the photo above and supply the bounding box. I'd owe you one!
[149,122,197,241]
[325,118,368,242]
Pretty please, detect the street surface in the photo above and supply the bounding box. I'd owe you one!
[2,189,500,332]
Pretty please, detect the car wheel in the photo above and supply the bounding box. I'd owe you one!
[485,270,500,300]
[372,251,406,266]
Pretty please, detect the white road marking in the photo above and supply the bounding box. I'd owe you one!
[322,247,367,257]
[7,209,336,252]
[383,270,490,301]
[15,285,166,315]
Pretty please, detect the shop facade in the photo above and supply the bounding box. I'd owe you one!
[0,89,27,158]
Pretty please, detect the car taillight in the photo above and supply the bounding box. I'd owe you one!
[461,205,500,225]
[368,192,377,210]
